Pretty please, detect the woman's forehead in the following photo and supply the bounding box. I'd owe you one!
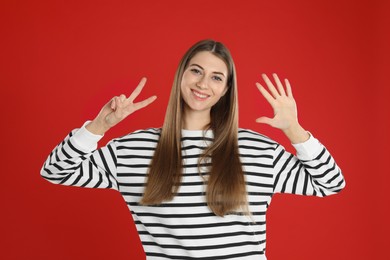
[188,51,228,74]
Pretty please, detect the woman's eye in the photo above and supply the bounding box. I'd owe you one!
[190,68,201,74]
[212,75,223,82]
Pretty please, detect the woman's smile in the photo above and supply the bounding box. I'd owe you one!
[191,89,210,100]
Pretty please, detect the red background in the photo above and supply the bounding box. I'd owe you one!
[1,0,389,259]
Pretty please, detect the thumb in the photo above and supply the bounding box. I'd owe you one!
[255,116,273,125]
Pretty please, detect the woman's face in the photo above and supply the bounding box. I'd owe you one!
[180,51,228,115]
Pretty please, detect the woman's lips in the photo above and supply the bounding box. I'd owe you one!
[191,89,210,100]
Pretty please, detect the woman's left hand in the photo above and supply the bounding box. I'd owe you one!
[256,73,309,143]
[255,73,298,130]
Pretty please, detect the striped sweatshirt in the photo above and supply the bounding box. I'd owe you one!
[41,122,345,260]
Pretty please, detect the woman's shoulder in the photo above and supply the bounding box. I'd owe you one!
[238,128,278,147]
[113,127,161,143]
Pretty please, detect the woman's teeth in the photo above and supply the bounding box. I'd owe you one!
[193,90,208,99]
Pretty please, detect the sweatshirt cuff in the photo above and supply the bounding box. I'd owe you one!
[72,121,104,151]
[291,132,322,161]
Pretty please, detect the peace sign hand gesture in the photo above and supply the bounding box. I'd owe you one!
[86,77,157,135]
[256,73,309,144]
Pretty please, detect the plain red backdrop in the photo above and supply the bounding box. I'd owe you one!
[1,0,389,259]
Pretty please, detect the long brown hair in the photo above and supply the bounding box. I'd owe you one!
[141,39,248,216]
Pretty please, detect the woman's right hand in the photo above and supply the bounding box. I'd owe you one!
[86,77,157,135]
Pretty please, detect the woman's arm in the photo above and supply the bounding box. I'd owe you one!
[40,123,119,189]
[272,134,345,196]
[40,77,157,189]
[255,73,345,196]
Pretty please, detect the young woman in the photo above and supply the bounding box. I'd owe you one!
[41,40,345,259]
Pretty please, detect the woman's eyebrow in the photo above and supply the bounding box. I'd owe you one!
[189,63,226,77]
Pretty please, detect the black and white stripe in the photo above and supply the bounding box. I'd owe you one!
[41,127,345,259]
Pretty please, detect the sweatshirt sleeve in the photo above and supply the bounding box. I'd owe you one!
[273,133,345,196]
[40,122,119,190]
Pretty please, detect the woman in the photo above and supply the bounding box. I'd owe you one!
[41,39,345,259]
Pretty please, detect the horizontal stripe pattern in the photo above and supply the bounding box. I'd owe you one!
[41,127,345,260]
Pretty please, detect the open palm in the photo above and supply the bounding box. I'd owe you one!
[255,73,298,130]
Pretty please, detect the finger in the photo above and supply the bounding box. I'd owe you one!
[110,98,116,110]
[255,116,273,125]
[272,73,286,96]
[115,96,123,108]
[128,77,147,103]
[262,74,279,98]
[285,78,293,97]
[256,83,275,107]
[133,95,157,111]
[120,94,126,102]
[113,97,125,118]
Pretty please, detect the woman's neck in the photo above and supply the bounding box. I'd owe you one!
[182,109,211,130]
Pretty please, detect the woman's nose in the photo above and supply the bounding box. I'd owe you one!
[196,76,208,89]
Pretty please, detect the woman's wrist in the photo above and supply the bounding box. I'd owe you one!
[282,122,310,144]
[86,119,109,135]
